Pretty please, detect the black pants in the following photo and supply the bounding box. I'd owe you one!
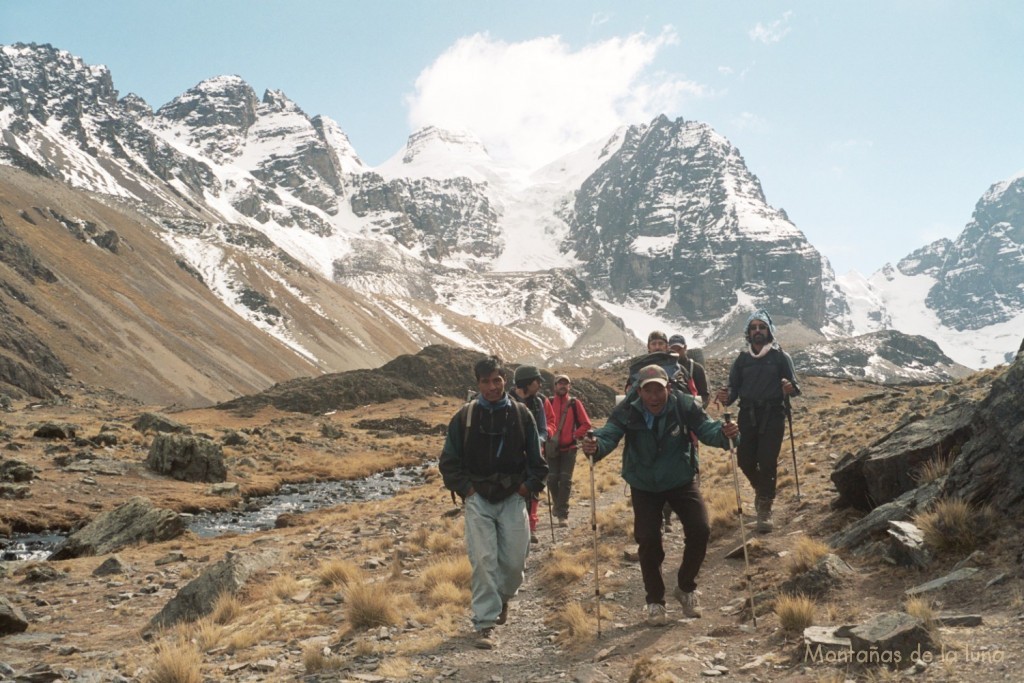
[737,406,785,500]
[546,446,579,519]
[631,481,710,604]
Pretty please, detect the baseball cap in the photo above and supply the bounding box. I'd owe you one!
[554,374,570,383]
[636,364,669,388]
[647,330,668,344]
[668,334,686,348]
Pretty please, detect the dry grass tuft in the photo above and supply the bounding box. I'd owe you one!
[426,579,470,607]
[146,641,202,683]
[595,500,632,536]
[265,574,303,601]
[346,581,401,630]
[913,449,955,484]
[536,550,588,586]
[419,555,472,592]
[303,646,345,673]
[915,498,1000,553]
[904,596,940,640]
[774,593,816,632]
[627,655,676,683]
[548,601,595,647]
[318,559,364,588]
[211,592,244,625]
[776,475,794,490]
[705,487,738,533]
[785,536,831,576]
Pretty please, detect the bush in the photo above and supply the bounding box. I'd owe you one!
[775,593,816,632]
[915,498,1000,554]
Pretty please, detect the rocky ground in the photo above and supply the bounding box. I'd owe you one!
[0,361,1021,682]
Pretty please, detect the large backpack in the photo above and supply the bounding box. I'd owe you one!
[626,351,698,398]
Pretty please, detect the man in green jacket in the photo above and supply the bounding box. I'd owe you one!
[582,364,739,627]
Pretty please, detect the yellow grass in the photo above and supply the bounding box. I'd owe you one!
[915,498,1000,553]
[418,556,472,591]
[627,655,676,683]
[345,581,401,630]
[904,596,940,640]
[705,487,739,533]
[264,574,303,601]
[548,601,595,648]
[302,646,345,673]
[785,536,831,576]
[146,641,202,683]
[913,448,955,484]
[210,592,244,625]
[426,580,470,607]
[318,559,365,588]
[536,549,589,585]
[774,593,816,632]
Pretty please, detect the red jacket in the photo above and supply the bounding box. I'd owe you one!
[549,393,592,449]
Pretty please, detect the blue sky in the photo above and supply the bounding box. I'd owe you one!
[3,1,1022,276]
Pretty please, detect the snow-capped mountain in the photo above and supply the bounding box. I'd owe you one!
[839,172,1024,368]
[0,43,1013,403]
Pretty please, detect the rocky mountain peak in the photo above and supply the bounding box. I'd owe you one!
[118,92,153,118]
[260,88,303,114]
[156,75,259,132]
[0,43,118,123]
[897,238,952,277]
[923,174,1024,330]
[567,114,827,335]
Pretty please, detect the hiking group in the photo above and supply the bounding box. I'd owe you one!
[440,308,800,645]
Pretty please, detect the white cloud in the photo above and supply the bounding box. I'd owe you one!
[749,12,793,44]
[732,111,767,132]
[405,29,704,171]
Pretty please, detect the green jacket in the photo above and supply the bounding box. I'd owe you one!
[591,390,735,492]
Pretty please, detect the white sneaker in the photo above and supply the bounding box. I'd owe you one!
[673,587,702,618]
[645,602,668,627]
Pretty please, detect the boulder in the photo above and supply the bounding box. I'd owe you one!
[943,350,1024,514]
[831,402,975,510]
[0,596,29,635]
[48,496,185,560]
[885,520,931,568]
[148,549,279,629]
[146,434,226,483]
[905,567,979,596]
[829,479,942,551]
[847,612,933,668]
[32,422,78,440]
[132,412,190,434]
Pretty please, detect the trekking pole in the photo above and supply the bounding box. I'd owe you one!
[586,429,602,637]
[785,399,801,501]
[724,413,757,628]
[545,482,556,543]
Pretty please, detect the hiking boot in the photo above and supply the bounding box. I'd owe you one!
[474,627,497,649]
[673,587,702,618]
[496,601,509,626]
[530,532,539,544]
[557,517,569,528]
[645,602,668,627]
[755,496,774,533]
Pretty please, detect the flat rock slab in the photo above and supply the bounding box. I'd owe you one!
[905,567,979,595]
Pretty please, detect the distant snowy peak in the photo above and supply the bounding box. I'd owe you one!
[377,126,506,183]
[313,115,364,175]
[897,238,952,277]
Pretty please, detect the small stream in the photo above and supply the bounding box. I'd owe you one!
[1,463,430,562]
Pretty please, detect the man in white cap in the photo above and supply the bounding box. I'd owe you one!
[583,365,739,627]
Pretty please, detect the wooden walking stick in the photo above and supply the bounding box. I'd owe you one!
[724,413,757,628]
[785,397,801,501]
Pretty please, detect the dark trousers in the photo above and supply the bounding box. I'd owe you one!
[546,447,578,519]
[631,481,710,604]
[737,407,785,500]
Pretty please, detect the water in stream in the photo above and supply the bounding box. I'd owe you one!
[1,463,430,562]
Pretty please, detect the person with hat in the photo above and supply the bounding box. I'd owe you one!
[510,364,556,543]
[582,364,739,627]
[439,355,548,649]
[668,334,709,407]
[714,308,800,533]
[546,374,593,526]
